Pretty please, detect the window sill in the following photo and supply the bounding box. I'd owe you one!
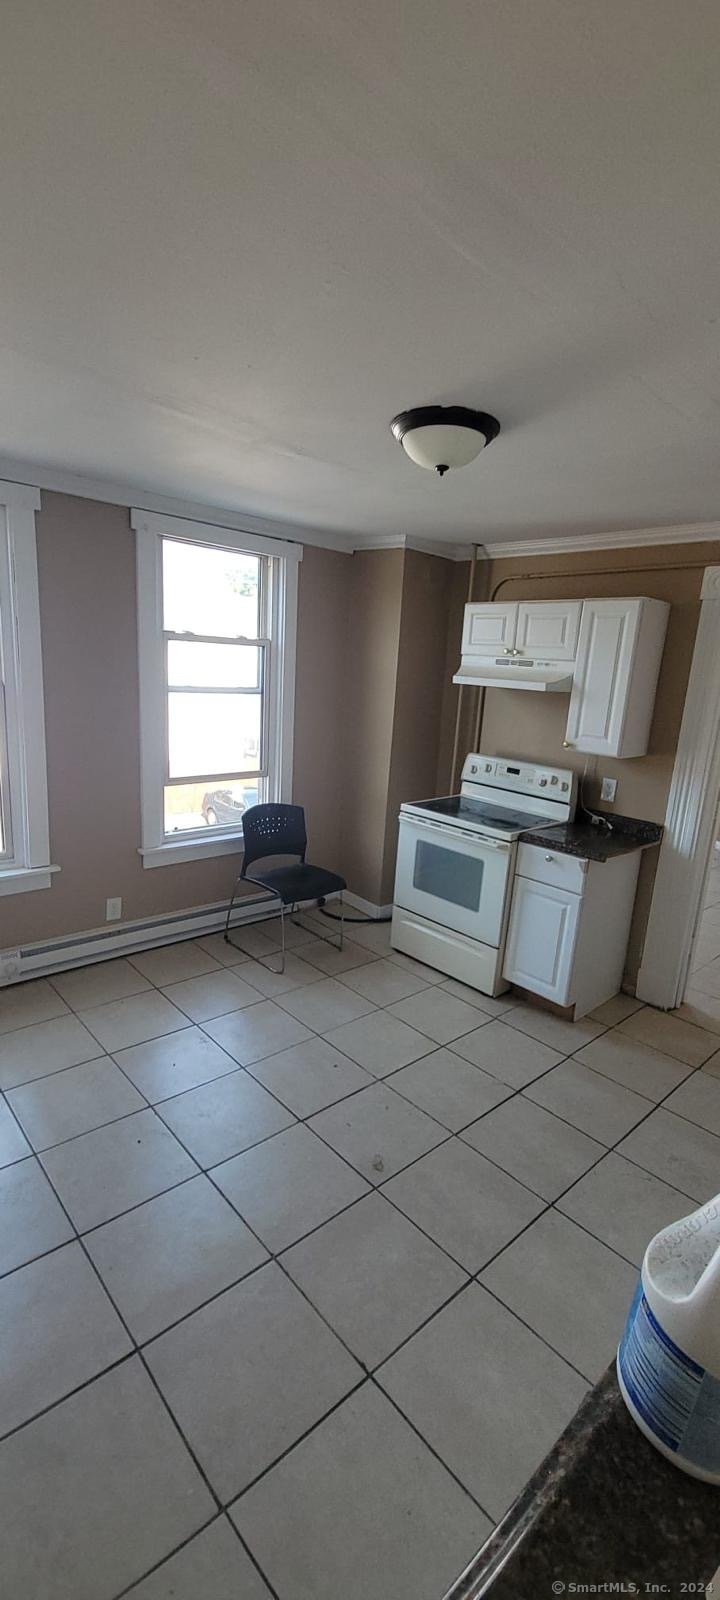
[139,834,245,870]
[0,864,60,896]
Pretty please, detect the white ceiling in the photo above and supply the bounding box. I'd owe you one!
[1,0,720,546]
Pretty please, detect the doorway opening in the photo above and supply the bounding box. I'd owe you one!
[680,799,720,1033]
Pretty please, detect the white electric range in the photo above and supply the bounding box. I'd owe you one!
[391,753,578,996]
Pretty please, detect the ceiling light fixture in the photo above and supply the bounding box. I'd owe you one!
[390,405,500,477]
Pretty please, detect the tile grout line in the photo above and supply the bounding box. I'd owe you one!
[3,935,720,1596]
[110,1511,283,1600]
[0,1082,286,1600]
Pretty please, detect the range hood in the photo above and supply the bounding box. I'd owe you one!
[453,657,574,692]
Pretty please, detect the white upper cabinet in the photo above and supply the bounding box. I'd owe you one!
[565,597,669,757]
[455,596,669,753]
[515,600,581,661]
[461,599,580,660]
[461,602,518,657]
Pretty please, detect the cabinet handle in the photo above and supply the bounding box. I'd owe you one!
[545,854,555,862]
[562,740,573,749]
[503,647,513,654]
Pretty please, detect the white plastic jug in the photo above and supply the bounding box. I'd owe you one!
[617,1193,720,1483]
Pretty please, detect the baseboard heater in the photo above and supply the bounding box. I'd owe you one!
[0,887,387,986]
[0,890,334,986]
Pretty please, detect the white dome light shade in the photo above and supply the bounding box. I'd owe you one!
[390,405,500,476]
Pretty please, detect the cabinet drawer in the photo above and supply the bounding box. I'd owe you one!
[516,843,588,895]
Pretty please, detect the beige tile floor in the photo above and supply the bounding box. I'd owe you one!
[1,911,719,1600]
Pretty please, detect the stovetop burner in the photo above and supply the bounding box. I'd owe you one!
[410,794,558,834]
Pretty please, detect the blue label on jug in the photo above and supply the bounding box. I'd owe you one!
[619,1282,720,1473]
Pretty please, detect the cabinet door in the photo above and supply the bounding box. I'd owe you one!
[565,599,640,755]
[503,876,580,1005]
[462,602,517,657]
[515,601,582,661]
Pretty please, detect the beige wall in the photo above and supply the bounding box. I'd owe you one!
[2,492,353,946]
[455,540,719,982]
[435,558,472,793]
[292,541,351,876]
[6,492,703,981]
[380,550,454,903]
[338,549,405,905]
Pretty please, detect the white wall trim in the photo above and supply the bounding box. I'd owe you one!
[2,459,718,565]
[0,888,388,984]
[344,890,393,919]
[0,890,339,984]
[134,511,298,867]
[131,508,303,564]
[483,522,720,560]
[0,864,60,897]
[352,534,473,562]
[0,456,354,554]
[0,481,55,891]
[636,565,720,1009]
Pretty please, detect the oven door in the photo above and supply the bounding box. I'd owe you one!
[394,815,513,947]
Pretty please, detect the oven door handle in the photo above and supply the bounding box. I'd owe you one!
[401,816,511,851]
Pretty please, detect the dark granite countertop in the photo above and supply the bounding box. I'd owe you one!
[518,810,663,862]
[444,1365,719,1600]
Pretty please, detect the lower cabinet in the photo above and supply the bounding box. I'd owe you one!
[502,877,580,1005]
[503,844,642,1017]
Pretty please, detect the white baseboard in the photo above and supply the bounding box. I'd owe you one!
[344,891,393,919]
[0,890,342,986]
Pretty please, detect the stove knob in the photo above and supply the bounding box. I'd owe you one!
[561,781,569,791]
[550,776,559,786]
[470,764,478,774]
[484,762,492,772]
[538,778,547,787]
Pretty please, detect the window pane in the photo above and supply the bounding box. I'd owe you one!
[163,539,260,638]
[168,691,261,778]
[164,779,260,835]
[167,641,260,689]
[413,840,484,910]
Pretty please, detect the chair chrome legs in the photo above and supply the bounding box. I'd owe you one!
[224,882,286,972]
[224,888,343,973]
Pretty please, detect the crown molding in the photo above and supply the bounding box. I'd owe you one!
[352,533,473,562]
[0,456,355,554]
[483,521,720,560]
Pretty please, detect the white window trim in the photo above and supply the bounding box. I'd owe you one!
[0,482,57,896]
[132,509,301,869]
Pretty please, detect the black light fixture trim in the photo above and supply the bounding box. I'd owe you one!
[390,404,501,447]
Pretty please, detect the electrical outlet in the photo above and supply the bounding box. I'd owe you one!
[105,897,122,922]
[600,777,618,803]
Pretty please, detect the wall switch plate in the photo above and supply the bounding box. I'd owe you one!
[105,897,122,922]
[600,777,618,803]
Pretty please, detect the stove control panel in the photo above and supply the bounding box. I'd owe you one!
[463,754,575,799]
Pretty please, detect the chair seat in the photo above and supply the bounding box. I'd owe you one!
[248,862,347,906]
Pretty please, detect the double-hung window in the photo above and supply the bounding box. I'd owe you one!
[133,511,300,867]
[0,482,54,897]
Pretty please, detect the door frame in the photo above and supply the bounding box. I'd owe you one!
[637,566,720,1009]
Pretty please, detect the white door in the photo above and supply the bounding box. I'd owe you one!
[515,601,582,661]
[461,602,517,657]
[394,816,513,946]
[565,599,639,755]
[503,876,580,1004]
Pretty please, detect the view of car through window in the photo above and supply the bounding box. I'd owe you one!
[161,539,265,835]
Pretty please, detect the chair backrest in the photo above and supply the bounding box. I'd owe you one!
[240,804,307,875]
